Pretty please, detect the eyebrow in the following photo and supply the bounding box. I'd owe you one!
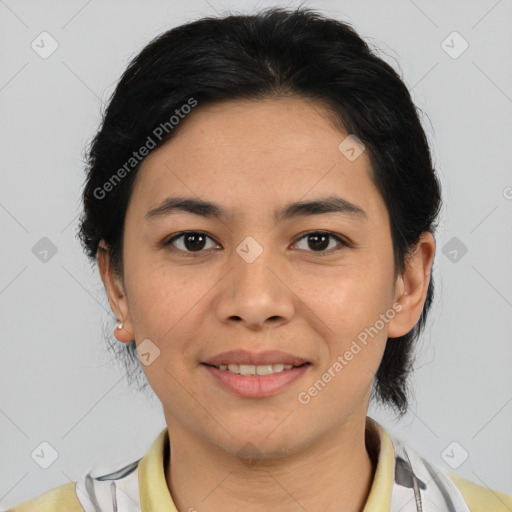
[145,195,367,223]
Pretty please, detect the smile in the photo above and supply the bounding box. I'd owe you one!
[208,363,301,375]
[201,362,311,397]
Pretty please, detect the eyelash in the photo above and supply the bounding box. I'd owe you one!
[162,231,349,258]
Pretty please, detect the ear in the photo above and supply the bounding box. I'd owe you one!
[97,240,134,343]
[387,232,436,338]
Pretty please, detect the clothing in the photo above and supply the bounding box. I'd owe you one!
[7,416,512,511]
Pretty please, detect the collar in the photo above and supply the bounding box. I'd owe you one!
[138,416,396,512]
[363,416,395,511]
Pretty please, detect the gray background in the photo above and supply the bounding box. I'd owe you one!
[1,0,511,508]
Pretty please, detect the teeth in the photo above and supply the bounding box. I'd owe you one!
[217,363,296,375]
[239,364,256,375]
[257,364,277,375]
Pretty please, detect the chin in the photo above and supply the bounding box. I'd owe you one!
[212,427,308,463]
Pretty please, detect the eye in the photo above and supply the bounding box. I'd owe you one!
[293,231,348,255]
[163,230,348,258]
[163,231,220,256]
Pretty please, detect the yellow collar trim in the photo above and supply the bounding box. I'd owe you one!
[363,416,395,512]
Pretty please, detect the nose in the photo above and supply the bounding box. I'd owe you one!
[214,243,295,330]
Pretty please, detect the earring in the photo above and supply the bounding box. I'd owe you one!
[116,322,124,331]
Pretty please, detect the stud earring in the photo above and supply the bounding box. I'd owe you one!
[116,322,124,330]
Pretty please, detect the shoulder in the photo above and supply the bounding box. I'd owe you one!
[5,430,164,512]
[381,426,512,512]
[6,457,142,512]
[447,471,512,512]
[6,482,84,512]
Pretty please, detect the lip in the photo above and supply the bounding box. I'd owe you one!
[203,349,308,366]
[202,363,310,398]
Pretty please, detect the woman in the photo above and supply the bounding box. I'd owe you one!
[9,6,511,512]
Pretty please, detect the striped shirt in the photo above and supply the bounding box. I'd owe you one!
[7,416,512,511]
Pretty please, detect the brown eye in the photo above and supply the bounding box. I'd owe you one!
[165,231,219,255]
[294,231,347,255]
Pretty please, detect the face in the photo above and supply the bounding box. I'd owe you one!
[101,96,433,459]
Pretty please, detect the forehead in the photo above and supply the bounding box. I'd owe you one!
[128,96,384,223]
[152,96,352,164]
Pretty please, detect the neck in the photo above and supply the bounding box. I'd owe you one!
[164,415,377,512]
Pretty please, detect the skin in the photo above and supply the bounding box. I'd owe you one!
[98,96,435,512]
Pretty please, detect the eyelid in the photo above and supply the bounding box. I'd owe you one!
[163,230,349,256]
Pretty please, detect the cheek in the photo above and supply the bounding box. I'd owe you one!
[124,259,210,344]
[302,265,394,336]
[297,259,394,386]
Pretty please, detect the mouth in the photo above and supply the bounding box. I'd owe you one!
[202,349,309,367]
[202,362,310,376]
[200,350,312,397]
